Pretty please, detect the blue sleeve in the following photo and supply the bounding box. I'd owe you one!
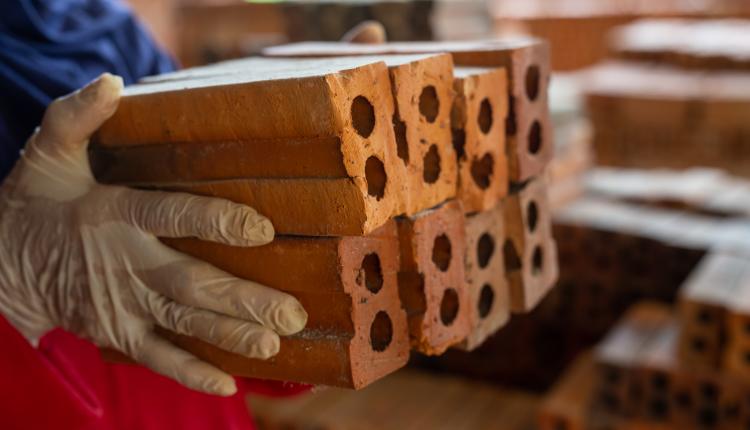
[0,0,177,180]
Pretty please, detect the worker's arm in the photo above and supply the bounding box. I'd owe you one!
[0,74,307,396]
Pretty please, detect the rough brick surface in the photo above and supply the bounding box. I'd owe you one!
[152,221,409,389]
[457,202,509,351]
[503,175,558,313]
[396,200,470,355]
[263,38,554,182]
[452,67,509,213]
[92,57,407,236]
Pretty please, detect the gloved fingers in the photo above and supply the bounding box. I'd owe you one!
[134,332,238,396]
[152,300,281,359]
[147,255,308,336]
[37,73,123,153]
[119,187,274,246]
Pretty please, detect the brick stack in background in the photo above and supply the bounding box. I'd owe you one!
[583,19,750,178]
[90,38,559,388]
[538,248,750,429]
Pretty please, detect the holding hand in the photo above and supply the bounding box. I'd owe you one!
[0,74,307,396]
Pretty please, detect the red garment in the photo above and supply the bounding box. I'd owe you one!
[0,314,309,430]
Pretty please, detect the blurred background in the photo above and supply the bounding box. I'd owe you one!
[126,0,750,428]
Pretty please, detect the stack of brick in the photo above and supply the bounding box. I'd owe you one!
[583,19,750,177]
[540,250,750,430]
[264,38,560,343]
[416,174,750,390]
[91,40,559,387]
[609,19,750,71]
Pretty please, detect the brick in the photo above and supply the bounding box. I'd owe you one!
[91,57,406,236]
[452,67,509,213]
[592,301,750,430]
[677,252,750,370]
[539,352,602,430]
[503,175,558,313]
[610,19,750,71]
[136,53,458,217]
[457,202,510,351]
[151,221,409,389]
[584,62,750,177]
[263,38,554,182]
[396,200,471,355]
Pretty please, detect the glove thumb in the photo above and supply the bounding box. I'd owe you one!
[37,73,123,154]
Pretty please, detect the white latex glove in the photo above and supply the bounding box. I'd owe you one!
[0,74,308,396]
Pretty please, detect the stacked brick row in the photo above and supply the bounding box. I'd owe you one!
[583,19,750,178]
[90,39,558,388]
[539,247,750,430]
[610,19,750,71]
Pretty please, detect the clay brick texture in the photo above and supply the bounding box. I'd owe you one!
[263,38,554,183]
[452,67,509,213]
[396,200,471,355]
[458,202,510,351]
[156,221,410,389]
[503,175,558,313]
[91,57,407,236]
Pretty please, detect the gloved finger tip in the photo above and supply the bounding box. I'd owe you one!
[273,297,308,336]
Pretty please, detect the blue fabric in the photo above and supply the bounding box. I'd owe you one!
[0,0,176,180]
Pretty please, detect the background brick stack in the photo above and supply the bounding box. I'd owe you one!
[583,19,750,178]
[91,39,558,388]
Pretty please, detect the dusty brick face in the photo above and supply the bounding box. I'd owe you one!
[154,221,410,389]
[503,175,558,313]
[452,67,509,213]
[263,38,554,183]
[396,200,471,355]
[91,57,407,236]
[457,202,510,351]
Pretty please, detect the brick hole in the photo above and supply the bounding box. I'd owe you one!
[701,382,718,401]
[744,321,750,334]
[600,391,620,412]
[452,128,466,161]
[724,403,740,419]
[360,253,383,294]
[744,350,750,364]
[478,98,493,134]
[470,153,494,190]
[652,373,669,392]
[506,94,517,136]
[478,284,494,319]
[440,288,460,326]
[603,367,621,385]
[370,311,393,352]
[477,232,495,269]
[365,156,387,200]
[525,65,541,101]
[697,308,713,325]
[351,95,375,138]
[698,407,718,428]
[649,398,669,419]
[675,391,692,409]
[692,337,707,353]
[532,245,544,274]
[528,120,542,155]
[503,239,522,272]
[422,144,441,184]
[432,234,452,272]
[392,112,409,163]
[419,85,439,123]
[553,420,568,430]
[526,200,539,233]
